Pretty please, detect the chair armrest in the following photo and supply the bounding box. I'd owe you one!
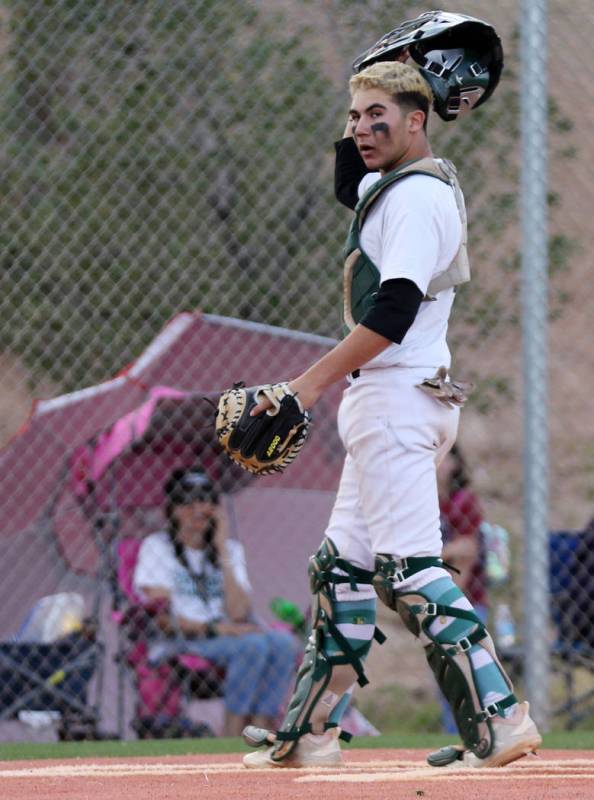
[119,601,170,639]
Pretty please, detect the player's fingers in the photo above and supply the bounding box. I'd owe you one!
[250,397,273,416]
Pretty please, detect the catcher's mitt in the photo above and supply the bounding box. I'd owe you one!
[215,382,311,475]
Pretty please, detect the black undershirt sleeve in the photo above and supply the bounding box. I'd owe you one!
[359,278,424,344]
[334,137,369,210]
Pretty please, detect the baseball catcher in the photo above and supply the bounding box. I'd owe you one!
[240,7,541,773]
[215,382,311,474]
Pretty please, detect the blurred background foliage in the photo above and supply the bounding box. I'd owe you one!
[1,0,340,387]
[0,0,589,518]
[3,0,577,402]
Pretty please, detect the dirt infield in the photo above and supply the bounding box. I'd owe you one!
[2,748,593,800]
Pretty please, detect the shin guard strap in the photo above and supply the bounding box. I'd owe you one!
[374,627,387,644]
[377,555,446,583]
[275,724,312,742]
[408,601,488,652]
[327,558,376,591]
[324,612,372,687]
[325,722,353,742]
[410,602,483,626]
[276,722,353,743]
[445,627,488,655]
[478,693,518,722]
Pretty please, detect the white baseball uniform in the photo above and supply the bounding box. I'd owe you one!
[325,169,463,596]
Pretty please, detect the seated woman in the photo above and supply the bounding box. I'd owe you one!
[133,466,300,737]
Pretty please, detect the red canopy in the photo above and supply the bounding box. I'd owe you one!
[0,313,344,633]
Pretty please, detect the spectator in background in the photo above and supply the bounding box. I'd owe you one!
[133,466,299,737]
[437,444,487,615]
[437,444,487,733]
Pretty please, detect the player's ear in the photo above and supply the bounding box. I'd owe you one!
[408,109,426,133]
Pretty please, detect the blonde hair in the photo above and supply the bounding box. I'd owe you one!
[349,61,434,108]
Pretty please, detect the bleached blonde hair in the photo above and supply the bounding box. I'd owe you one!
[349,60,434,108]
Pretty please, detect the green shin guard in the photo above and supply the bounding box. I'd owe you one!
[373,555,516,760]
[271,629,335,760]
[271,538,384,762]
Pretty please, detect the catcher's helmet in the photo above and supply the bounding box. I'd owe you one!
[352,10,503,122]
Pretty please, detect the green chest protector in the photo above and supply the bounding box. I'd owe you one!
[343,157,470,332]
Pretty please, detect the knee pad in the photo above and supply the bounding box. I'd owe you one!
[396,591,516,759]
[271,537,385,762]
[372,553,447,609]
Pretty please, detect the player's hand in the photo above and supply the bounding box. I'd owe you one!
[343,114,355,139]
[212,506,230,551]
[214,621,262,637]
[249,392,274,416]
[154,610,175,635]
[249,378,320,416]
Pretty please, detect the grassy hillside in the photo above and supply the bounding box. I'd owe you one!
[0,1,340,389]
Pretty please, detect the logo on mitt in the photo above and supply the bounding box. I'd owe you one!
[215,382,311,475]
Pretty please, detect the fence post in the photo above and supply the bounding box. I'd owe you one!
[520,0,550,731]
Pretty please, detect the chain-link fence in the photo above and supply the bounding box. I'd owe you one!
[0,0,592,742]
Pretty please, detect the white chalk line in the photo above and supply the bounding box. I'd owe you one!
[295,756,594,783]
[0,762,243,778]
[1,757,593,781]
[296,770,594,784]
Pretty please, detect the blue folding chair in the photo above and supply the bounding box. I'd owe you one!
[549,529,594,728]
[0,593,103,740]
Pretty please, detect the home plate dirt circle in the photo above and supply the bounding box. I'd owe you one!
[1,749,593,800]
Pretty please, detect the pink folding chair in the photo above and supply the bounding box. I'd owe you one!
[116,538,222,738]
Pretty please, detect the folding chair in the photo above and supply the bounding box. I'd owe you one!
[0,594,102,740]
[115,538,223,739]
[549,529,594,728]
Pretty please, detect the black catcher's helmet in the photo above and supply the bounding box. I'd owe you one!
[352,10,503,122]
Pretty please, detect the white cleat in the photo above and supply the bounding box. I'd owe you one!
[431,702,542,769]
[242,728,344,769]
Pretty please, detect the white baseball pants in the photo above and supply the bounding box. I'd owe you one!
[325,366,459,599]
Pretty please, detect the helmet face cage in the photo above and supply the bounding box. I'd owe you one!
[413,45,493,121]
[352,10,503,122]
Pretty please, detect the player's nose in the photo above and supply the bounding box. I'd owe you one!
[353,117,369,135]
[355,120,373,142]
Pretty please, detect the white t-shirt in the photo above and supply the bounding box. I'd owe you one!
[133,531,251,624]
[357,166,463,370]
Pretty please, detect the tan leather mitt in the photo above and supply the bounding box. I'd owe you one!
[215,382,311,475]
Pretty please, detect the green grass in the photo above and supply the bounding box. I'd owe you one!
[358,684,444,735]
[0,730,592,762]
[0,736,245,762]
